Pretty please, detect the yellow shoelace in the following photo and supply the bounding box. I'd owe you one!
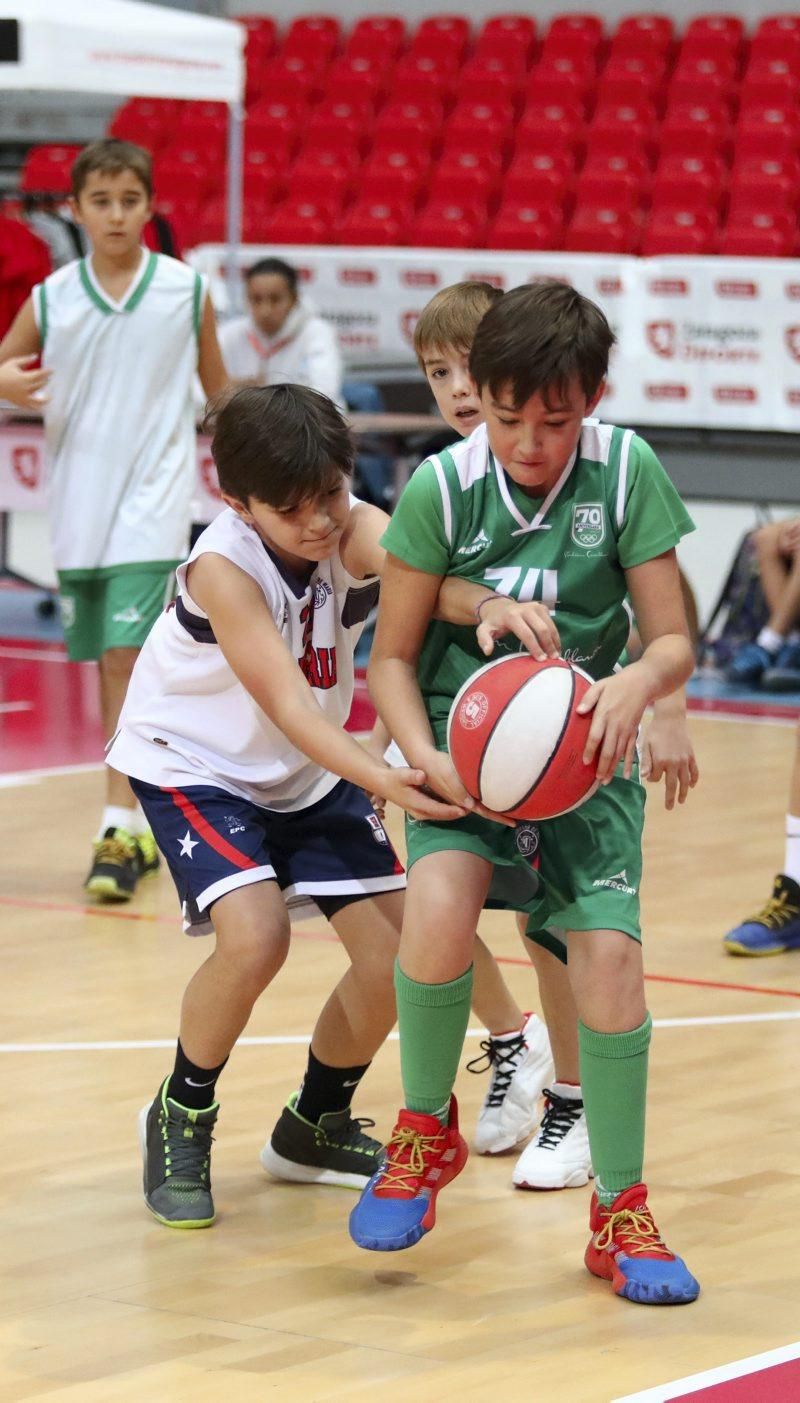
[594,1207,671,1258]
[94,834,136,865]
[751,890,799,930]
[379,1126,443,1193]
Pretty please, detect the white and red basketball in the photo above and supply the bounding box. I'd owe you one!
[447,655,600,821]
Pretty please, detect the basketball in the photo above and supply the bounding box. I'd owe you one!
[447,655,600,821]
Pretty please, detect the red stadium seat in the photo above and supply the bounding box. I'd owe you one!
[526,57,596,112]
[411,15,471,65]
[305,96,375,152]
[337,197,412,245]
[246,101,306,158]
[282,15,341,65]
[729,155,800,214]
[740,57,800,109]
[345,16,406,62]
[372,98,443,151]
[658,102,732,162]
[734,107,800,162]
[323,55,388,106]
[358,149,430,203]
[20,144,81,194]
[668,55,738,110]
[641,206,718,254]
[651,153,726,211]
[427,151,502,207]
[236,14,278,46]
[168,118,226,164]
[752,14,800,47]
[391,53,458,105]
[564,200,639,253]
[515,100,584,158]
[587,101,657,161]
[503,149,572,204]
[408,198,487,249]
[288,152,357,205]
[265,195,342,244]
[476,15,537,67]
[257,57,328,107]
[719,210,796,256]
[544,13,604,54]
[487,200,564,251]
[575,155,645,207]
[444,99,515,150]
[683,14,745,50]
[599,51,668,94]
[152,159,210,202]
[611,14,674,58]
[109,107,169,153]
[458,57,528,109]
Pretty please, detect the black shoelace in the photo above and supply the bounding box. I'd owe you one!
[466,1032,526,1107]
[537,1090,583,1150]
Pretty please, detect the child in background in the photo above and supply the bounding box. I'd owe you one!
[725,719,800,954]
[726,517,800,691]
[351,281,700,1307]
[0,138,228,901]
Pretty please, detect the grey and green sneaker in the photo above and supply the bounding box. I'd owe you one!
[138,1079,218,1228]
[85,827,139,902]
[260,1092,383,1189]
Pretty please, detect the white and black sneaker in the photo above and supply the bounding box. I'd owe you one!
[512,1084,593,1190]
[468,1012,554,1155]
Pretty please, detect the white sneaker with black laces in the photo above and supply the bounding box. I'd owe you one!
[468,1012,554,1155]
[512,1084,593,1190]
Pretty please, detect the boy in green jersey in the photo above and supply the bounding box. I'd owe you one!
[350,281,700,1306]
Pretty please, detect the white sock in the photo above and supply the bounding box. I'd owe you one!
[128,803,149,837]
[784,814,800,885]
[757,626,784,655]
[98,805,137,839]
[550,1081,583,1101]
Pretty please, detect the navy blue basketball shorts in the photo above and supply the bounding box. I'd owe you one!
[129,777,406,936]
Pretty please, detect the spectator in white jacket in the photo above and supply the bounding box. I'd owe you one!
[218,257,345,409]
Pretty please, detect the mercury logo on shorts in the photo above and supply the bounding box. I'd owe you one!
[515,823,540,857]
[592,868,637,895]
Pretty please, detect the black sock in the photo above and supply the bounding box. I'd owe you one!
[167,1040,228,1111]
[294,1048,370,1124]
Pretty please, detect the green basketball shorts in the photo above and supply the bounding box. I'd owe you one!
[56,563,178,662]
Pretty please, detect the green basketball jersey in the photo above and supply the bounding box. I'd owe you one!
[381,419,695,746]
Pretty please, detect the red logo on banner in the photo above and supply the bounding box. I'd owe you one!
[597,277,623,295]
[648,279,688,296]
[402,271,439,288]
[713,386,757,402]
[646,321,678,357]
[715,280,758,298]
[199,454,221,499]
[785,327,800,362]
[296,266,314,283]
[786,283,800,300]
[465,272,505,288]
[11,445,41,490]
[644,384,688,400]
[787,389,800,405]
[338,268,376,285]
[400,311,420,344]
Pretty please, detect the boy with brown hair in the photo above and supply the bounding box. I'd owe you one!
[0,138,228,900]
[351,281,700,1306]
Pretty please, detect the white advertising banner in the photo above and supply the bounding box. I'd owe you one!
[191,245,800,433]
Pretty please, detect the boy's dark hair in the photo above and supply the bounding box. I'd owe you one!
[245,257,298,295]
[71,139,152,200]
[413,281,504,365]
[204,384,354,509]
[469,280,616,408]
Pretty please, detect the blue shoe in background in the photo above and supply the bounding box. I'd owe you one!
[725,641,773,685]
[724,874,800,955]
[762,641,800,693]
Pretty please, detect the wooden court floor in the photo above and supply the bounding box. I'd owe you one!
[1,712,799,1402]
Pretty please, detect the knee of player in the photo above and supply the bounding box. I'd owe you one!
[221,918,291,992]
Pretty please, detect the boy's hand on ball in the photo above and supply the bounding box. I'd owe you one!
[378,760,473,822]
[578,666,653,784]
[476,597,560,660]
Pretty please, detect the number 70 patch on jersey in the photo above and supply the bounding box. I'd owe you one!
[571,502,606,548]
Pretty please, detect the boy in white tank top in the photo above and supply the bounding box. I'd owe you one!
[107,383,477,1227]
[0,139,228,901]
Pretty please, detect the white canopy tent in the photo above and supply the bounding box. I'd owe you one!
[1,0,246,298]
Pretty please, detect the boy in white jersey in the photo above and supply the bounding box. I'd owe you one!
[107,383,478,1228]
[412,281,698,1186]
[351,282,701,1307]
[0,139,228,902]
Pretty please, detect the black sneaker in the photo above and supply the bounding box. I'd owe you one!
[260,1092,383,1188]
[135,829,161,879]
[138,1079,218,1228]
[85,827,139,902]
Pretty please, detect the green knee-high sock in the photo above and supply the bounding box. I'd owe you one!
[394,960,473,1119]
[578,1013,652,1206]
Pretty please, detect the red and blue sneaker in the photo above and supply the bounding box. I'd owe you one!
[724,874,800,956]
[585,1183,700,1305]
[349,1097,468,1251]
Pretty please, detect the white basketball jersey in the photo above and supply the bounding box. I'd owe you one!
[33,250,207,573]
[107,506,379,812]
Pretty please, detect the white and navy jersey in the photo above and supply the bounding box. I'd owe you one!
[107,505,379,812]
[33,250,207,575]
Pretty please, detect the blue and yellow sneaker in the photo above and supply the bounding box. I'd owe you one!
[724,874,800,956]
[585,1183,699,1305]
[349,1096,468,1251]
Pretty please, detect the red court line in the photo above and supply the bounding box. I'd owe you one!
[687,695,798,721]
[492,953,800,999]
